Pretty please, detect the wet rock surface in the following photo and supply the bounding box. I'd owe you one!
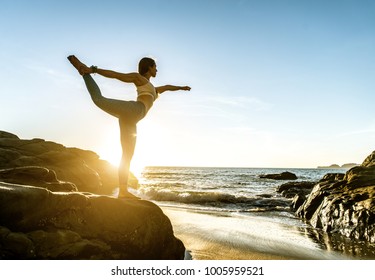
[280,151,375,244]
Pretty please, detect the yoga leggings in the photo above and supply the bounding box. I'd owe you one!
[82,74,146,186]
[83,74,146,122]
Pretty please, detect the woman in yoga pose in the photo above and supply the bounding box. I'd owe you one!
[67,55,191,199]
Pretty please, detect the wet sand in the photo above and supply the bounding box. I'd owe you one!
[161,206,349,260]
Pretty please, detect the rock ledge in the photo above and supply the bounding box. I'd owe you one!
[0,182,185,259]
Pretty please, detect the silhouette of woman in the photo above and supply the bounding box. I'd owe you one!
[67,55,191,199]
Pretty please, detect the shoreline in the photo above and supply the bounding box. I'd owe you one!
[161,206,350,260]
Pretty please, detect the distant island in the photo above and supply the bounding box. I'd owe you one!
[317,163,359,169]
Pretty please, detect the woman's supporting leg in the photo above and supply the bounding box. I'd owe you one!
[118,120,139,199]
[80,75,145,199]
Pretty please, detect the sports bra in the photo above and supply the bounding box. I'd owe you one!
[136,82,158,101]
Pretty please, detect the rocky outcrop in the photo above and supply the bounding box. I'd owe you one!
[277,181,317,198]
[278,174,346,210]
[0,166,77,192]
[260,171,297,180]
[295,151,375,243]
[0,131,185,259]
[0,182,185,259]
[0,130,138,194]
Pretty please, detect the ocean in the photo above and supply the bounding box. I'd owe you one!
[135,167,339,213]
[129,167,375,259]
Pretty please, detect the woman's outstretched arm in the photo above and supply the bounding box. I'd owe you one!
[155,85,191,94]
[95,68,146,86]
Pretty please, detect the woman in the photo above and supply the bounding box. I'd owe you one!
[67,55,191,199]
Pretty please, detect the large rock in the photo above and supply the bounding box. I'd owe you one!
[0,166,77,192]
[277,181,317,198]
[0,182,185,259]
[260,171,297,180]
[295,151,375,243]
[0,131,19,139]
[0,131,137,194]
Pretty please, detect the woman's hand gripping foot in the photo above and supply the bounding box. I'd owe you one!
[67,55,92,75]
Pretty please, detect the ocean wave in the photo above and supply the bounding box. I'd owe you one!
[143,172,185,176]
[139,187,291,210]
[243,206,291,212]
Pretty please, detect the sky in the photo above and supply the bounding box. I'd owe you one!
[0,0,375,170]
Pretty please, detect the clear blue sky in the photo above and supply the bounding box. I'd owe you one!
[1,0,374,168]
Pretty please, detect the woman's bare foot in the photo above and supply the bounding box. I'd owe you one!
[118,190,140,200]
[67,55,91,75]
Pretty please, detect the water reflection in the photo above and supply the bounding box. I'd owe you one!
[302,227,375,259]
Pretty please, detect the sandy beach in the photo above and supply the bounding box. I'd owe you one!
[161,206,350,260]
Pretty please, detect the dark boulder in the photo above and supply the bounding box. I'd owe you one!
[260,171,298,180]
[291,194,306,211]
[0,182,185,259]
[0,131,19,139]
[0,130,138,194]
[277,181,317,198]
[0,131,184,259]
[295,151,375,243]
[319,173,345,183]
[0,166,77,192]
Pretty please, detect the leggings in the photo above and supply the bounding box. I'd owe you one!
[83,74,146,187]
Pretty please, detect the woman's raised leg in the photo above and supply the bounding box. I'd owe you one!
[83,74,127,118]
[68,55,124,117]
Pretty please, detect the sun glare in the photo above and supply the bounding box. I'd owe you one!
[130,158,146,177]
[99,145,146,177]
[97,122,163,177]
[100,145,120,167]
